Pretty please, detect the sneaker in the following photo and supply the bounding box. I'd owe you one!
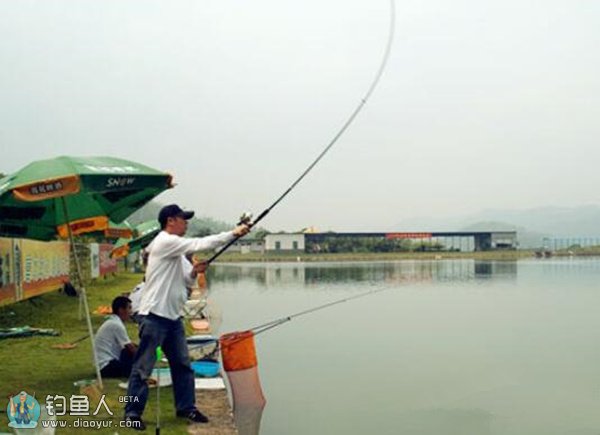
[176,409,209,423]
[123,415,146,431]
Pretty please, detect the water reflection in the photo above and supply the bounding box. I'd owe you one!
[396,408,495,435]
[520,257,600,274]
[209,260,517,288]
[210,258,600,435]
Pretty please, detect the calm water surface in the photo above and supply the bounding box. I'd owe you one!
[208,259,600,435]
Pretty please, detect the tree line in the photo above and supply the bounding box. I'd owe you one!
[305,236,450,254]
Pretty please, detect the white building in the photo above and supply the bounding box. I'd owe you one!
[264,233,305,252]
[227,238,265,254]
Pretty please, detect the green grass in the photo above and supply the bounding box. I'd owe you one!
[0,273,190,434]
[554,246,600,256]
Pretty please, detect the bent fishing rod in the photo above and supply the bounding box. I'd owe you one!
[205,0,396,265]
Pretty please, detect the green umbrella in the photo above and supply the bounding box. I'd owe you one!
[104,220,134,239]
[0,156,172,240]
[111,219,160,258]
[0,156,173,389]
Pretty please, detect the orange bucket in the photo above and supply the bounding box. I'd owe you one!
[220,331,258,371]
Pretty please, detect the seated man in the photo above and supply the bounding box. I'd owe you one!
[94,296,138,378]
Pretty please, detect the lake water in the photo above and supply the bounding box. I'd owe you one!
[208,259,600,435]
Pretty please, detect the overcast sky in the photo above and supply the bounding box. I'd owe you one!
[1,0,599,231]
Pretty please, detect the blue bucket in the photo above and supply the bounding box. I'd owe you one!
[191,360,220,377]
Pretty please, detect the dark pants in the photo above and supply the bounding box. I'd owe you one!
[125,313,196,418]
[101,348,134,378]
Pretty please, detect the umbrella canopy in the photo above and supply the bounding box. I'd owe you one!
[0,156,172,240]
[111,219,160,258]
[104,220,134,239]
[0,155,172,390]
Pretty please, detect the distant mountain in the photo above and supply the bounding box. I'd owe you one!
[464,206,600,237]
[397,205,600,248]
[126,201,163,225]
[126,201,234,236]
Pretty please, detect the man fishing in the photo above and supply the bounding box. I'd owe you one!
[124,204,250,430]
[121,2,393,428]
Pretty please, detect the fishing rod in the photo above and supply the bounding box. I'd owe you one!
[205,0,396,265]
[211,285,394,351]
[249,285,392,336]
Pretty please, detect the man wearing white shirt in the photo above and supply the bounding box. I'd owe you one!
[124,204,249,430]
[95,296,137,378]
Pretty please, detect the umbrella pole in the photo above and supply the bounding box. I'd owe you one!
[60,197,104,390]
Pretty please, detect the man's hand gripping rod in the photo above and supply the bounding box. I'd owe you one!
[205,211,256,265]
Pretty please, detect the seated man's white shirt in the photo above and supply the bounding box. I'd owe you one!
[94,314,131,369]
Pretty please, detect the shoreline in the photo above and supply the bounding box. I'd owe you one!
[210,250,555,263]
[209,249,600,263]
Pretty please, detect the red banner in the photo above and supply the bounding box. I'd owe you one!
[386,232,432,240]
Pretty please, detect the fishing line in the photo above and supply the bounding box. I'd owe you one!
[250,285,392,336]
[203,283,395,352]
[205,0,396,264]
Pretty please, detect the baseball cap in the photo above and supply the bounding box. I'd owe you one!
[158,204,195,228]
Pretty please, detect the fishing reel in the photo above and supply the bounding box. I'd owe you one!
[238,211,254,227]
